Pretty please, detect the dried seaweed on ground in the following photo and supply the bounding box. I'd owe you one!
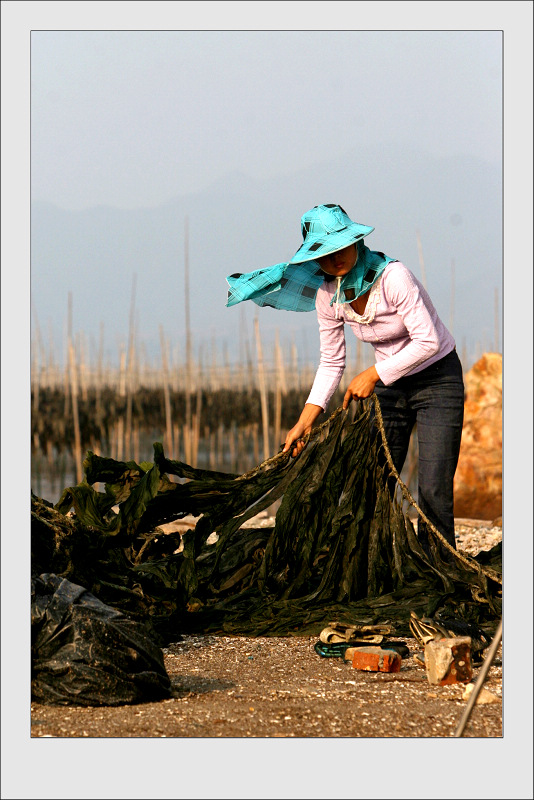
[31,399,502,643]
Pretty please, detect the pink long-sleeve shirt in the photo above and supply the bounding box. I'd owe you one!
[306,261,456,411]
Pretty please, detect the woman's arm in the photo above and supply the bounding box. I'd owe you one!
[374,265,441,385]
[305,285,347,410]
[283,403,324,456]
[284,285,346,457]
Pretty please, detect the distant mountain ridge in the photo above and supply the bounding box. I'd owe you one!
[31,143,501,367]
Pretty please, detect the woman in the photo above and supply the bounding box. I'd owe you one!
[226,204,464,553]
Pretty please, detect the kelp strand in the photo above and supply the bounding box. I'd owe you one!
[31,397,502,642]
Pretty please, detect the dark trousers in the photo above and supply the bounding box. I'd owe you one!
[373,349,465,551]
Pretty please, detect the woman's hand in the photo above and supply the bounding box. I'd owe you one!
[343,366,380,408]
[283,404,323,457]
[283,421,310,458]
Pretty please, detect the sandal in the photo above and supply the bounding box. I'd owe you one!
[319,622,392,645]
[315,640,410,659]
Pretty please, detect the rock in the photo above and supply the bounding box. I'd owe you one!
[462,683,501,704]
[454,353,502,520]
[424,636,473,685]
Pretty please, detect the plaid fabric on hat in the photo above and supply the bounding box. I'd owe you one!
[226,242,395,312]
[226,261,324,312]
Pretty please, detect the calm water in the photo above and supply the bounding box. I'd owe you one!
[31,434,262,505]
[32,440,418,507]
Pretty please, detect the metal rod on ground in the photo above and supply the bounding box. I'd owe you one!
[453,619,503,738]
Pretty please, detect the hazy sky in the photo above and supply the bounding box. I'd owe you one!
[31,29,502,210]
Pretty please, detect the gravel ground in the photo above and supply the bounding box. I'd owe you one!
[30,634,502,740]
[30,522,503,741]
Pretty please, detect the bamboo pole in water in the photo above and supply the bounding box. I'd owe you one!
[291,335,299,393]
[238,306,248,392]
[228,421,236,472]
[251,422,260,466]
[211,336,221,392]
[63,357,70,418]
[184,216,193,465]
[216,423,224,468]
[209,428,216,471]
[45,320,52,390]
[67,292,83,483]
[159,326,174,459]
[31,305,43,420]
[237,425,245,472]
[173,423,181,462]
[242,312,254,396]
[193,383,202,468]
[223,341,231,387]
[31,342,41,450]
[96,322,104,419]
[133,424,140,465]
[274,330,285,451]
[193,349,204,467]
[116,347,126,462]
[254,315,270,461]
[78,331,88,403]
[124,274,137,460]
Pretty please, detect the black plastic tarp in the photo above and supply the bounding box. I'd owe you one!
[31,573,172,706]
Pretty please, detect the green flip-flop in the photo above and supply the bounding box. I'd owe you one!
[314,641,410,659]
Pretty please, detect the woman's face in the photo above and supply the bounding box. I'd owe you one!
[317,243,358,276]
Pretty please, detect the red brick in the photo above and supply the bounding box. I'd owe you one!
[350,646,402,673]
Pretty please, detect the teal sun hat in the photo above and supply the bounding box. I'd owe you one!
[226,204,394,312]
[290,204,374,264]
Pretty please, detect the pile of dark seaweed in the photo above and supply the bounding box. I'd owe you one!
[31,399,502,644]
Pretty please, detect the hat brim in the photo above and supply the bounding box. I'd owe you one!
[289,222,374,264]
